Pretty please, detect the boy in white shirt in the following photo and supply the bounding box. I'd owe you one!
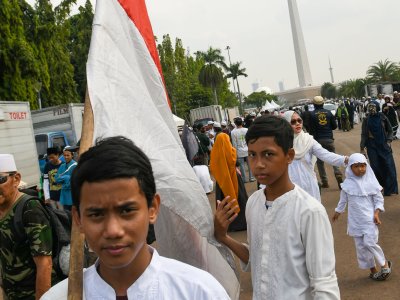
[41,136,229,300]
[214,115,340,299]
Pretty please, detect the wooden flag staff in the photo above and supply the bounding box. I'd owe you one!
[67,89,94,300]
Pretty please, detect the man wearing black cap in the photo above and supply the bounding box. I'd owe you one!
[310,96,343,189]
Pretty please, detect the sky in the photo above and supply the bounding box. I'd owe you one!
[31,0,400,95]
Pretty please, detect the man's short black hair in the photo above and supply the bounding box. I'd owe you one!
[47,147,59,156]
[234,117,243,126]
[245,115,293,154]
[71,136,156,209]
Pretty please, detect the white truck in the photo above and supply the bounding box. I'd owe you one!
[0,101,41,189]
[224,107,240,123]
[32,103,84,151]
[189,105,224,125]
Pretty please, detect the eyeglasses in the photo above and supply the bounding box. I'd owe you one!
[0,173,16,184]
[290,118,303,125]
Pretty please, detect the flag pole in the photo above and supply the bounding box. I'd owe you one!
[67,88,94,300]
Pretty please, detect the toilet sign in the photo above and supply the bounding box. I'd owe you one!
[8,111,28,120]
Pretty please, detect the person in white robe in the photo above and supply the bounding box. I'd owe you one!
[214,115,340,299]
[332,153,392,281]
[283,110,348,202]
[41,137,229,300]
[41,246,229,300]
[243,186,340,299]
[193,165,214,194]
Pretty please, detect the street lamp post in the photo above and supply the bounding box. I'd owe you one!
[225,46,243,115]
[34,82,42,110]
[225,46,237,97]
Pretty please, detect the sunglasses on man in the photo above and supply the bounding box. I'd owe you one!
[0,173,16,184]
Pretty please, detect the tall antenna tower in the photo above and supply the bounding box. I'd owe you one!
[329,57,335,83]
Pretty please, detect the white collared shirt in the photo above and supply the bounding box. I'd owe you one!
[41,247,229,300]
[242,186,340,300]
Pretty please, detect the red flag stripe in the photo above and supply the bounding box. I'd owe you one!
[118,0,170,107]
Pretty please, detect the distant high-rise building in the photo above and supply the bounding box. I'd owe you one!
[278,81,285,92]
[287,0,312,87]
[329,57,335,83]
[252,81,260,92]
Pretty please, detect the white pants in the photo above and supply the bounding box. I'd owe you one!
[353,231,386,269]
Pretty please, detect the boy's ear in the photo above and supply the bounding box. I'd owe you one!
[287,148,295,164]
[149,194,160,224]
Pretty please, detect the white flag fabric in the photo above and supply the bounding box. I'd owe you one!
[86,0,240,298]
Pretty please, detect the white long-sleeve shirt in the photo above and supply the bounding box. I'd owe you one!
[41,247,229,300]
[242,186,340,300]
[289,140,346,202]
[231,127,248,158]
[335,190,384,237]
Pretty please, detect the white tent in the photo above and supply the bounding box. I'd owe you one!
[270,100,280,109]
[262,101,275,112]
[173,114,185,127]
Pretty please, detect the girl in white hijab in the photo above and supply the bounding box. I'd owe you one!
[283,110,348,202]
[332,153,392,281]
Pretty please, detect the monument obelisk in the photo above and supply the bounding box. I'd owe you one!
[287,0,312,87]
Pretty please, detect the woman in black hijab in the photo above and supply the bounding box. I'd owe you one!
[360,101,398,196]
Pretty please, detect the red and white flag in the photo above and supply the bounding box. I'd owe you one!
[86,0,240,298]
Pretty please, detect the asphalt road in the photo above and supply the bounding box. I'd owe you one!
[208,122,400,299]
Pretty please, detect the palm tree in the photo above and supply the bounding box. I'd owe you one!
[367,59,400,82]
[198,47,227,105]
[226,62,248,113]
[338,79,366,98]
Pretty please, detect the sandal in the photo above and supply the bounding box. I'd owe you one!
[370,261,392,281]
[380,261,392,280]
[370,272,382,281]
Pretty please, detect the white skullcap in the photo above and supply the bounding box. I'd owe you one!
[0,154,17,172]
[221,121,227,126]
[207,121,214,125]
[213,122,221,128]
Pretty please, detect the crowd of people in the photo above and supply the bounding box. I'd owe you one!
[0,93,398,299]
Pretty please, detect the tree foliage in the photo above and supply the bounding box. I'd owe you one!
[69,0,93,101]
[367,59,400,83]
[337,79,366,98]
[157,37,237,119]
[0,0,82,108]
[244,91,277,109]
[197,47,227,105]
[321,82,337,99]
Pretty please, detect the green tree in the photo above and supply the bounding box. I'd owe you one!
[172,38,191,116]
[367,59,400,82]
[225,61,247,113]
[186,55,213,110]
[244,91,277,109]
[158,34,176,109]
[337,79,366,98]
[321,82,337,99]
[198,47,227,105]
[0,0,40,106]
[69,0,94,101]
[34,0,79,107]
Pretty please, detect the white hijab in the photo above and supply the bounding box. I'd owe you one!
[283,110,314,159]
[341,153,382,196]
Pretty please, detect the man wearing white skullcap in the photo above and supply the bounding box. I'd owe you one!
[0,154,55,299]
